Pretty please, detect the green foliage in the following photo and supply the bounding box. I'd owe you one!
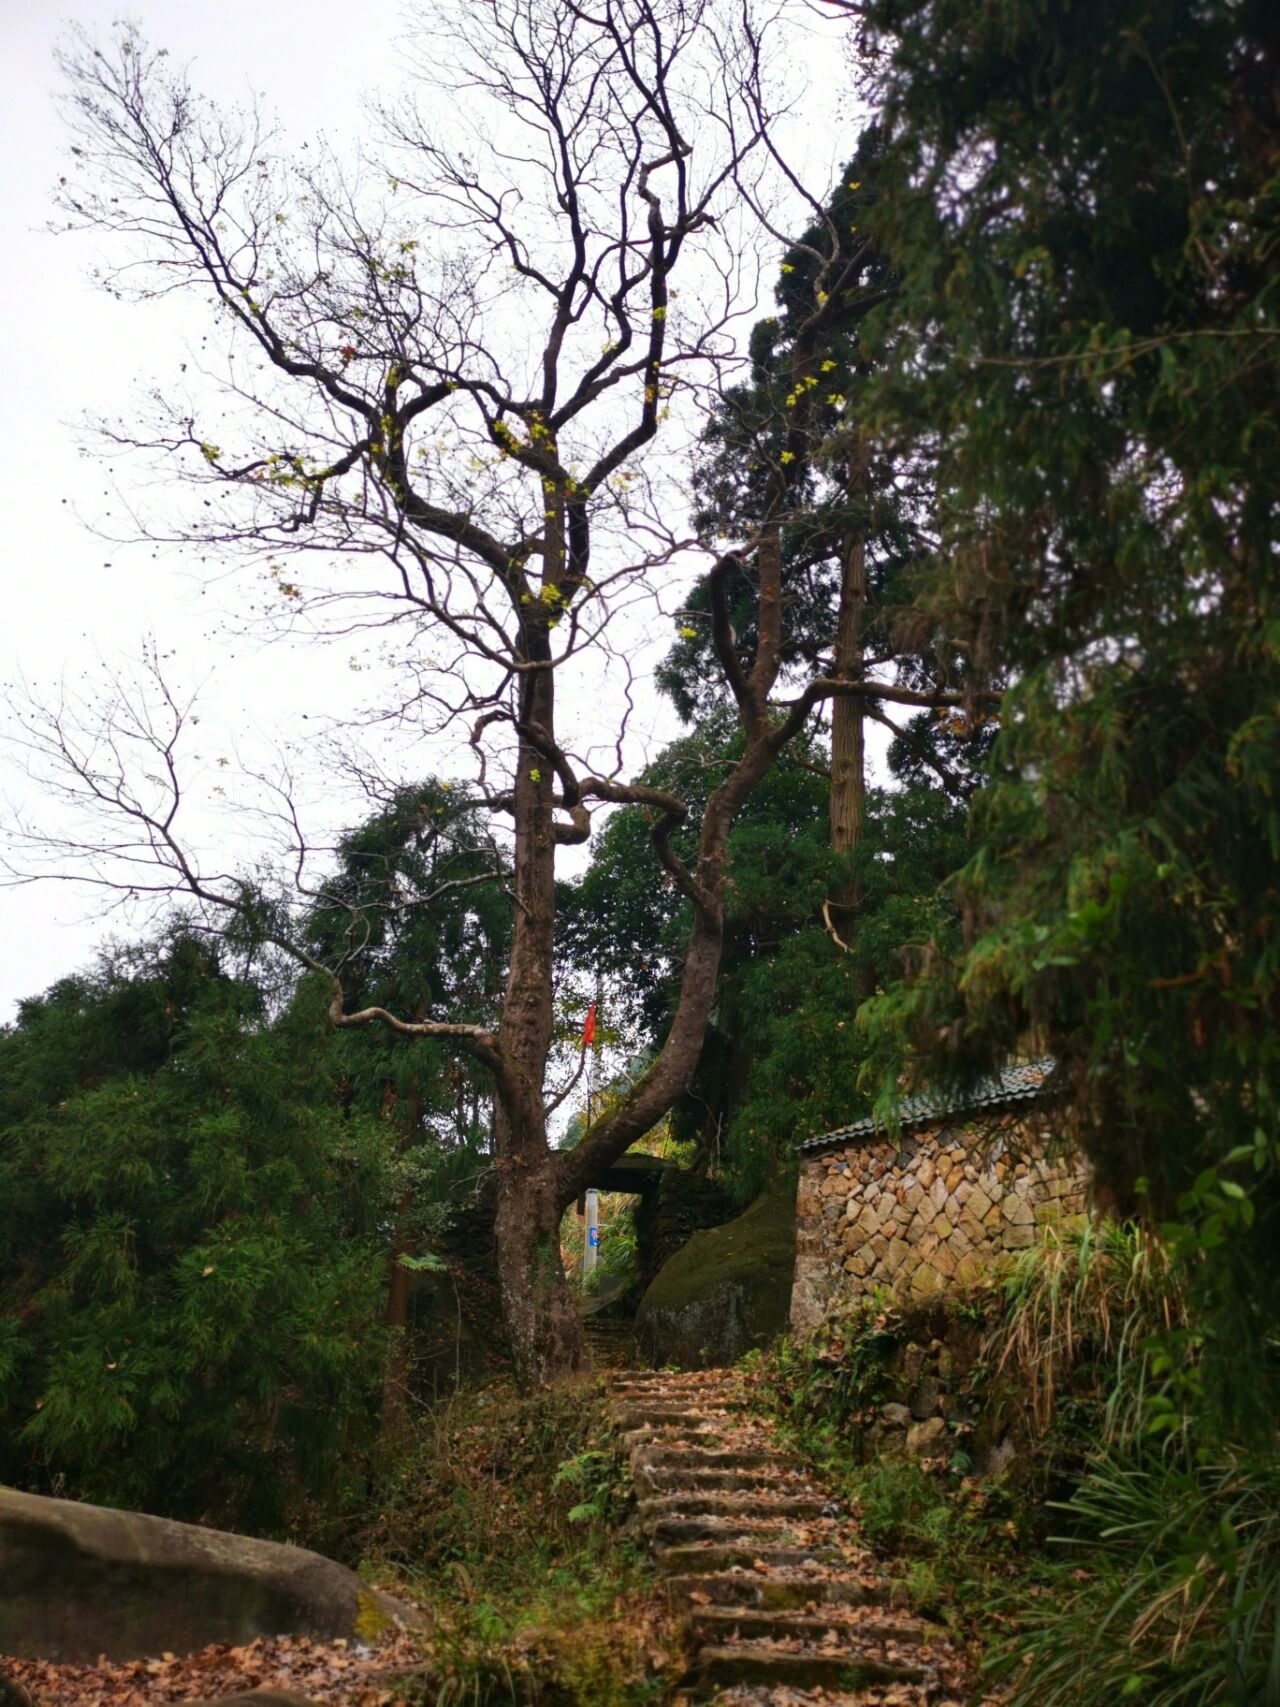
[987,1224,1280,1704]
[314,779,509,1160]
[0,932,394,1535]
[854,0,1280,1432]
[750,1215,1280,1698]
[564,714,969,1198]
[993,1219,1189,1445]
[996,1449,1280,1707]
[744,1307,1028,1637]
[365,1383,669,1706]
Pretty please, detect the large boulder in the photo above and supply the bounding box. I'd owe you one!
[635,1188,795,1370]
[0,1487,418,1663]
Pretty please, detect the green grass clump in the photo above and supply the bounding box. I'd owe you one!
[362,1379,677,1706]
[746,1219,1280,1702]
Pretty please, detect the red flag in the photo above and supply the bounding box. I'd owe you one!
[581,1002,597,1048]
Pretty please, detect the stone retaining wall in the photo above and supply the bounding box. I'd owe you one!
[790,1110,1086,1335]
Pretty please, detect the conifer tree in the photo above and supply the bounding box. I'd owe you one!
[854,0,1280,1417]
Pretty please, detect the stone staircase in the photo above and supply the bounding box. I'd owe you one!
[607,1369,976,1706]
[582,1312,637,1371]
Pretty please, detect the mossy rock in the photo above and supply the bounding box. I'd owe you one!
[634,1188,796,1370]
[0,1487,421,1663]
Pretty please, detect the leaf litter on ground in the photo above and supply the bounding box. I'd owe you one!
[1,1630,423,1707]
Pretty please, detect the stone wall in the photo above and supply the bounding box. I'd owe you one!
[790,1110,1086,1335]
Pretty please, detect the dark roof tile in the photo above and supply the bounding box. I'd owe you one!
[796,1058,1056,1156]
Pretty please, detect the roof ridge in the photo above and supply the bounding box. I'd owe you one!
[795,1057,1056,1156]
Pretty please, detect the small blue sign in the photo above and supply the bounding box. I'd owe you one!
[588,1228,599,1247]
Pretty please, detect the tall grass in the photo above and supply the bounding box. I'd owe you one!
[998,1448,1280,1705]
[989,1220,1280,1705]
[990,1217,1187,1444]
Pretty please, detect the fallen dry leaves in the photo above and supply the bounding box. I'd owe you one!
[0,1631,423,1707]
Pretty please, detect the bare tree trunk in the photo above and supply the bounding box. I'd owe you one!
[494,1144,585,1386]
[492,629,587,1384]
[39,22,984,1394]
[828,434,874,1000]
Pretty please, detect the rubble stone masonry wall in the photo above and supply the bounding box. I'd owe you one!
[790,1111,1087,1335]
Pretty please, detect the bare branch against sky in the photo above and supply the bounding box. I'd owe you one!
[0,0,857,1022]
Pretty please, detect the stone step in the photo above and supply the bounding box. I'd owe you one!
[664,1571,890,1611]
[633,1445,799,1473]
[605,1364,971,1704]
[613,1384,744,1405]
[636,1491,830,1524]
[610,1370,738,1386]
[635,1463,812,1496]
[691,1641,929,1694]
[688,1604,936,1649]
[619,1425,733,1454]
[644,1512,840,1548]
[707,1691,931,1707]
[612,1401,746,1429]
[655,1541,849,1576]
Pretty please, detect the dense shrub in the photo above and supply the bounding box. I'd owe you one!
[0,937,394,1537]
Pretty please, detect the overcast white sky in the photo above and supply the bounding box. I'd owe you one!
[0,0,861,1022]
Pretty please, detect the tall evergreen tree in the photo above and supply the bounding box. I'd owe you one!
[854,0,1280,1419]
[660,127,992,946]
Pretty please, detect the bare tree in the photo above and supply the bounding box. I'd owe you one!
[28,3,972,1384]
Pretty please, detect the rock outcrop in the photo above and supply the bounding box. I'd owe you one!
[0,1487,418,1663]
[635,1189,794,1370]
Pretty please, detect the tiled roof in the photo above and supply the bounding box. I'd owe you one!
[796,1058,1056,1156]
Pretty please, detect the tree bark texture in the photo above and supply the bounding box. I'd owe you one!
[828,434,876,1002]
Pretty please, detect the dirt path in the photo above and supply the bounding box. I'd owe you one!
[610,1368,990,1706]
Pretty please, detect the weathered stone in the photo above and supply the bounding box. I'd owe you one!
[188,1696,322,1707]
[909,1264,945,1298]
[906,1417,948,1458]
[885,1236,911,1274]
[0,1489,418,1664]
[908,1378,941,1420]
[954,1250,989,1286]
[789,1113,1088,1330]
[930,1242,958,1280]
[638,1188,795,1370]
[880,1402,912,1429]
[1004,1194,1035,1227]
